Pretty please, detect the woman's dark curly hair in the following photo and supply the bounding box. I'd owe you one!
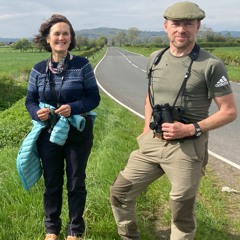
[34,14,76,52]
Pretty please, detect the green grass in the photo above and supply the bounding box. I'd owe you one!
[121,46,240,82]
[0,47,239,240]
[0,51,48,74]
[0,49,83,74]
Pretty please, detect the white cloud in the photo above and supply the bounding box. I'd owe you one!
[0,0,239,38]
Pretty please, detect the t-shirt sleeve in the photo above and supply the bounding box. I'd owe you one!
[205,58,233,98]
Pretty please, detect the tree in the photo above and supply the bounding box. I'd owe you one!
[127,27,139,46]
[149,36,164,47]
[75,36,89,50]
[96,37,108,48]
[198,24,214,41]
[115,31,127,46]
[11,38,32,52]
[109,37,115,46]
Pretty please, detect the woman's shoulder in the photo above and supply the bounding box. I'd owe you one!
[69,55,91,69]
[33,59,48,74]
[71,55,89,67]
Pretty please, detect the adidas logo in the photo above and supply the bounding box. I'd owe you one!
[215,76,229,87]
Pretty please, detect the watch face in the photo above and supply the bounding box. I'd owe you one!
[196,131,201,137]
[194,123,201,137]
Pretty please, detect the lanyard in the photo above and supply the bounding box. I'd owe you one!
[43,52,70,108]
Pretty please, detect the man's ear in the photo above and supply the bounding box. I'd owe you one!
[164,20,168,32]
[196,20,201,32]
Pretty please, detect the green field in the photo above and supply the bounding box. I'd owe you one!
[0,47,239,240]
[0,47,82,74]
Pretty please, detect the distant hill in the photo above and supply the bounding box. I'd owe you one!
[75,27,240,39]
[75,27,166,39]
[1,28,240,44]
[219,31,240,38]
[0,38,19,44]
[76,27,125,39]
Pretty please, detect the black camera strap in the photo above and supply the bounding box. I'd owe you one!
[148,47,169,108]
[172,44,199,107]
[148,44,200,109]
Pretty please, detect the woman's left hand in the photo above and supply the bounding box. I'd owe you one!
[55,104,71,117]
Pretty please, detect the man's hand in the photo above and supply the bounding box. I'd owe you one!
[161,122,195,140]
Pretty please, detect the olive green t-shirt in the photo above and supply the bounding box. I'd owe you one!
[147,48,232,122]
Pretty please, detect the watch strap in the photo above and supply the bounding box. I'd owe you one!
[193,122,201,137]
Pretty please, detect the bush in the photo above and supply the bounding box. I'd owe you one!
[0,98,31,148]
[214,53,240,66]
[77,46,103,58]
[198,42,240,48]
[0,74,27,112]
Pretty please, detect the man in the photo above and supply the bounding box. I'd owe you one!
[110,1,237,240]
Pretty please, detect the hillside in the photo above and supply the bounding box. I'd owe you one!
[0,38,19,44]
[75,27,240,39]
[75,27,166,40]
[1,27,240,44]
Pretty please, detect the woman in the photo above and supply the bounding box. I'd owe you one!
[25,14,100,240]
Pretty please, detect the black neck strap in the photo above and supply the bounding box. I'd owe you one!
[43,52,71,107]
[148,44,200,108]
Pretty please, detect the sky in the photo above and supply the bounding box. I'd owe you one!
[0,0,239,38]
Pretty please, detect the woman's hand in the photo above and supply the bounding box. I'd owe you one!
[54,104,71,117]
[37,108,51,121]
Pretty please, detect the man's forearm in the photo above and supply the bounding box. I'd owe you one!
[143,94,152,133]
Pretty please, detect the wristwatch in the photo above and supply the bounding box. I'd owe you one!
[193,123,202,137]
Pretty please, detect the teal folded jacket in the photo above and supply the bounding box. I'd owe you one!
[16,120,45,190]
[16,103,96,190]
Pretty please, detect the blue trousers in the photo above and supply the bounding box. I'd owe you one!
[37,116,93,236]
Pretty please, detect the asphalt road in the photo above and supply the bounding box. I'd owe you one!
[95,47,240,169]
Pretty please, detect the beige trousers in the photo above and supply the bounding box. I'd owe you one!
[110,131,208,240]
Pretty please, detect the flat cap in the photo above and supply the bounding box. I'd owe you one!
[163,1,205,20]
